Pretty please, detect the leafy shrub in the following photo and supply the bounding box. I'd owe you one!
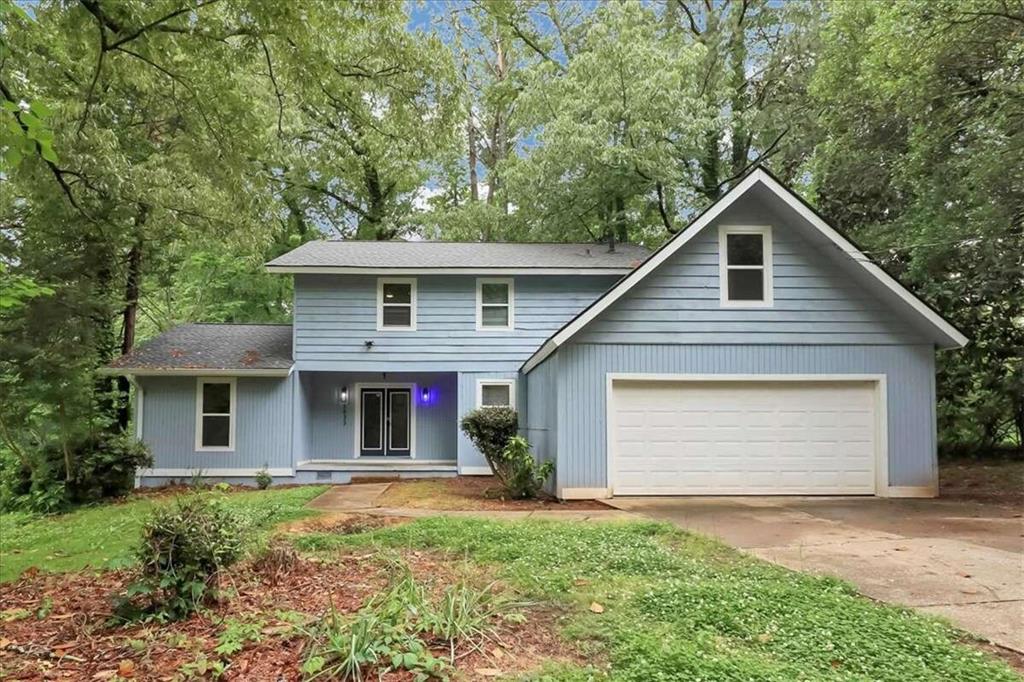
[459,408,553,499]
[115,495,243,621]
[501,436,555,499]
[0,432,152,512]
[255,466,273,490]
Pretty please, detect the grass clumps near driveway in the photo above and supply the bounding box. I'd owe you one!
[0,485,326,582]
[295,517,1018,681]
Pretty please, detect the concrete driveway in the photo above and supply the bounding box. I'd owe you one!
[606,496,1024,652]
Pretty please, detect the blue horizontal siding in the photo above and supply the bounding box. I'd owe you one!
[297,371,457,461]
[293,274,617,372]
[574,194,925,345]
[139,376,293,470]
[552,343,936,490]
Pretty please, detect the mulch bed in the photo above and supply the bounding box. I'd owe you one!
[939,460,1024,509]
[0,540,583,680]
[380,476,609,511]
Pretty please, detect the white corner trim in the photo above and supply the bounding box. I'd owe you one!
[194,377,237,452]
[266,266,634,276]
[139,468,294,478]
[376,277,417,331]
[132,378,144,440]
[458,466,494,476]
[521,168,966,374]
[718,225,773,308]
[884,485,938,498]
[475,277,515,331]
[557,487,611,500]
[475,378,517,408]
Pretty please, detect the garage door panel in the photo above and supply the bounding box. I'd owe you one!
[611,380,878,496]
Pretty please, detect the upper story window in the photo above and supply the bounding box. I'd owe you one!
[195,378,235,451]
[476,278,514,331]
[377,278,416,330]
[719,226,773,307]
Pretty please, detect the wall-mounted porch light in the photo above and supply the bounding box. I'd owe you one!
[421,386,430,403]
[334,386,350,425]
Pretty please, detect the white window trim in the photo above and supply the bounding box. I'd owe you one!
[376,277,417,331]
[476,378,516,408]
[719,225,774,308]
[475,277,515,331]
[194,377,236,452]
[352,382,417,458]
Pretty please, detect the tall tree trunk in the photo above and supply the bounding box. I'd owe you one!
[728,1,751,179]
[468,111,479,203]
[487,32,507,209]
[116,210,146,431]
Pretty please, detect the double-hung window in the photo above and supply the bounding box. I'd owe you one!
[477,379,516,408]
[195,378,235,451]
[476,278,514,331]
[377,278,416,330]
[719,226,773,306]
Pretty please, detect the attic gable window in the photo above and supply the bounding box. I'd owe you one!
[719,226,773,307]
[377,278,416,330]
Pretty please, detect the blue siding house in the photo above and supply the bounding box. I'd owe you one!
[108,169,966,498]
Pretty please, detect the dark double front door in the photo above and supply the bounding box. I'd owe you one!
[360,388,411,457]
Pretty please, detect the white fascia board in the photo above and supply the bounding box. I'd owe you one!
[101,368,292,377]
[265,266,634,276]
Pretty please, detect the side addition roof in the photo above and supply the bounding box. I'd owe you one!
[266,240,649,275]
[105,323,293,376]
[521,167,968,374]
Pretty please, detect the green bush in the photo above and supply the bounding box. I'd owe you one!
[255,466,273,490]
[0,432,152,512]
[501,436,555,499]
[459,408,553,499]
[115,495,244,621]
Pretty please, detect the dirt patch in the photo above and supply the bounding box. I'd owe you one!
[940,460,1024,509]
[279,512,408,536]
[0,547,583,680]
[380,476,608,511]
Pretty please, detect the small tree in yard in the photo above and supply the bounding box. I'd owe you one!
[460,407,554,499]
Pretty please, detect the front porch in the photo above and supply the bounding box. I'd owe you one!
[293,370,461,480]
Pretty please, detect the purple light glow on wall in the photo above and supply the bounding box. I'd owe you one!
[418,386,435,405]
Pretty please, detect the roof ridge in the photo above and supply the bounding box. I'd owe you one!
[185,322,293,327]
[312,239,649,247]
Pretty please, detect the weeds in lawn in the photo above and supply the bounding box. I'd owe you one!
[299,557,514,680]
[214,616,265,655]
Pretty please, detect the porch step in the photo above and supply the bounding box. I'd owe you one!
[351,475,401,483]
[296,459,458,473]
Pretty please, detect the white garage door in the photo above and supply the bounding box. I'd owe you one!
[611,379,879,495]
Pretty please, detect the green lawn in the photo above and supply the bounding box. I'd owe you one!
[294,517,1017,682]
[0,486,326,582]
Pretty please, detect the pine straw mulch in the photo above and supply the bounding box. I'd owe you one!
[0,535,585,680]
[377,476,609,511]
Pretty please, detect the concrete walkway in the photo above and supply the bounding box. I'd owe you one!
[305,483,636,521]
[605,496,1024,653]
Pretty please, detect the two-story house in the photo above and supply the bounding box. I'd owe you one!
[108,169,966,499]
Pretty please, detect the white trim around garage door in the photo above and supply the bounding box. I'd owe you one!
[605,373,891,496]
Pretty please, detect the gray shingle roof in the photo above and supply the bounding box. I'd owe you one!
[266,240,650,271]
[108,324,292,372]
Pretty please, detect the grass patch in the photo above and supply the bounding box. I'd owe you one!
[0,486,326,582]
[295,517,1018,681]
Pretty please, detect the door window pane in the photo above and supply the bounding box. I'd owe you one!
[388,391,410,451]
[201,415,230,447]
[362,391,383,450]
[481,383,512,407]
[728,269,764,301]
[726,234,763,265]
[202,382,231,414]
